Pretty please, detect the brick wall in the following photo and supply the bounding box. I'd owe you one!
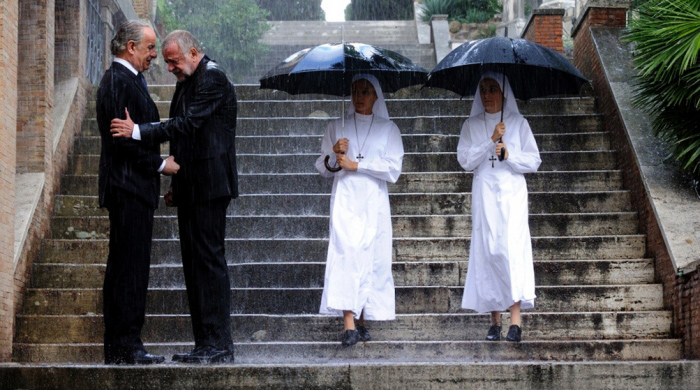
[573,5,700,359]
[521,8,564,54]
[0,0,19,362]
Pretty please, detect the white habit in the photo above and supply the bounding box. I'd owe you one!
[458,73,541,313]
[315,78,403,320]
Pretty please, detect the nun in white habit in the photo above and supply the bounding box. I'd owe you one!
[315,73,404,347]
[457,72,541,342]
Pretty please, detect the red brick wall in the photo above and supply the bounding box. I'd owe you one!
[0,0,19,362]
[521,9,564,54]
[573,6,700,359]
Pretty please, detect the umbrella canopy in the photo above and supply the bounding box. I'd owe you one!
[259,42,428,96]
[424,37,589,99]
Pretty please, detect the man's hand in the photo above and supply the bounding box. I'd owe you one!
[161,156,180,176]
[491,122,506,143]
[333,138,349,154]
[164,187,174,207]
[111,108,135,138]
[336,153,358,171]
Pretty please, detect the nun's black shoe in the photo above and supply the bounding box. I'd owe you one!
[506,325,522,342]
[342,329,360,347]
[486,325,501,341]
[357,326,371,342]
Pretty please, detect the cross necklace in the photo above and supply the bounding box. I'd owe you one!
[354,113,374,160]
[485,115,497,168]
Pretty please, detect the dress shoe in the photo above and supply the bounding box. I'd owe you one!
[486,325,501,341]
[357,326,371,342]
[105,349,165,365]
[342,329,360,347]
[506,325,522,342]
[173,345,234,364]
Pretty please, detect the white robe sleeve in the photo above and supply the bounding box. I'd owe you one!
[356,122,404,183]
[457,118,495,172]
[505,118,541,173]
[315,121,339,178]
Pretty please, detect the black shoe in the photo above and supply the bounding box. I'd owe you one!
[342,329,360,347]
[106,349,165,365]
[486,325,501,341]
[357,326,371,342]
[173,345,234,364]
[506,325,522,342]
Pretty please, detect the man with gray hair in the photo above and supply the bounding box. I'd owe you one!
[97,20,179,365]
[111,30,238,364]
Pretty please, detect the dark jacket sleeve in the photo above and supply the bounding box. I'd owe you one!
[102,78,163,177]
[138,69,231,146]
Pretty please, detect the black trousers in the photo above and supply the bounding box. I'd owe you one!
[103,189,155,360]
[178,196,233,350]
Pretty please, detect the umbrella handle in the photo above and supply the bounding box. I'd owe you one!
[498,137,506,161]
[324,155,342,172]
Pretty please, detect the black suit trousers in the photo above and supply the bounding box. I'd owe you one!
[103,188,155,358]
[178,196,233,350]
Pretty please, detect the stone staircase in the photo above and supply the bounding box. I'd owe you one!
[244,21,436,83]
[10,80,686,379]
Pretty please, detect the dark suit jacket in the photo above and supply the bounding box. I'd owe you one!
[96,62,162,209]
[139,56,238,206]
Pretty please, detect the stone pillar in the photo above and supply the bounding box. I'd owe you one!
[571,0,630,81]
[430,15,451,63]
[131,0,155,22]
[521,8,565,54]
[499,0,526,38]
[0,0,19,362]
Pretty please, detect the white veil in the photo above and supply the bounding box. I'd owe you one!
[350,73,390,119]
[469,71,520,117]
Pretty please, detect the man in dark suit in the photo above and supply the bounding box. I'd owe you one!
[111,30,238,364]
[96,21,179,365]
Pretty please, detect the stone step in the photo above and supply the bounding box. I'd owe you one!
[12,339,681,364]
[4,361,699,389]
[30,258,654,289]
[53,190,634,216]
[66,151,618,175]
[49,212,638,240]
[85,97,598,119]
[73,132,610,155]
[23,284,663,315]
[59,171,624,196]
[80,114,604,137]
[261,21,420,45]
[39,235,647,264]
[14,311,670,344]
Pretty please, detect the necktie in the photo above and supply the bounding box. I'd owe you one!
[138,73,148,92]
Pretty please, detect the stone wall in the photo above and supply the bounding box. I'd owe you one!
[0,0,19,363]
[572,1,700,359]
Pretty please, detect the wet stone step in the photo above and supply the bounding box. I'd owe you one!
[39,235,647,265]
[30,258,654,289]
[22,284,664,315]
[73,132,610,155]
[15,311,671,344]
[66,151,618,175]
[79,114,604,138]
[52,190,634,217]
[11,339,681,364]
[58,170,624,197]
[50,212,639,240]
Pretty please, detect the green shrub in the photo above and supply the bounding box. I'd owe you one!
[625,0,700,179]
[345,0,414,21]
[254,0,325,21]
[420,0,499,23]
[157,0,271,82]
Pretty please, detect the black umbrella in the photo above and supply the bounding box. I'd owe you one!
[260,42,428,171]
[260,42,429,97]
[423,37,589,99]
[424,37,589,160]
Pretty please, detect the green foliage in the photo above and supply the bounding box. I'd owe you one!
[345,0,414,21]
[156,0,271,82]
[254,0,325,21]
[420,0,499,23]
[625,0,700,179]
[475,23,497,39]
